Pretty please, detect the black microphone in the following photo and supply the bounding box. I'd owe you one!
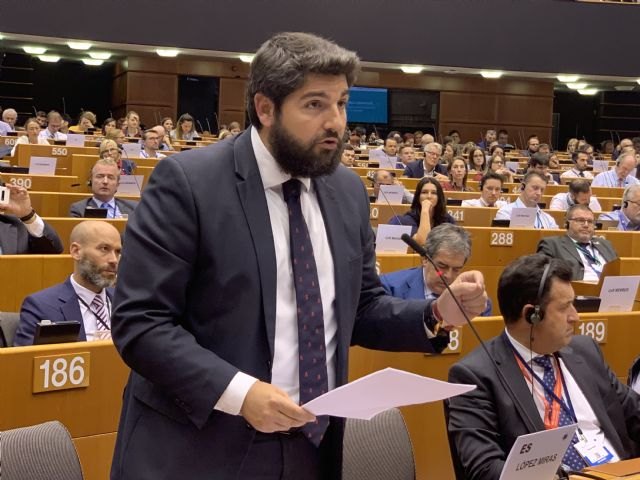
[401,233,541,433]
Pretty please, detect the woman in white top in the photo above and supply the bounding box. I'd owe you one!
[170,113,199,141]
[11,118,50,156]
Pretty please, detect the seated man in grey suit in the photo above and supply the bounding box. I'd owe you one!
[380,224,492,315]
[14,220,121,346]
[447,254,640,480]
[537,204,617,282]
[69,158,138,218]
[0,183,63,254]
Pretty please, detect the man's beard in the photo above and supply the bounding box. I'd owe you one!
[269,116,343,178]
[78,255,116,290]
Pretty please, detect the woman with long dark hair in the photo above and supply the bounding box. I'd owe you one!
[388,177,455,246]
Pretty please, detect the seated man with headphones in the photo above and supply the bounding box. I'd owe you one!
[495,172,558,228]
[592,151,640,188]
[549,178,602,212]
[447,254,640,480]
[560,150,594,180]
[537,204,617,282]
[68,158,139,218]
[599,184,640,231]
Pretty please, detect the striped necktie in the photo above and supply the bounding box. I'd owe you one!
[90,294,111,339]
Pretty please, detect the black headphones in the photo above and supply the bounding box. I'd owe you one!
[623,201,629,209]
[525,262,552,325]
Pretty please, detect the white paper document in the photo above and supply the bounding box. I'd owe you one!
[598,275,640,312]
[509,207,536,228]
[29,156,57,175]
[117,175,144,196]
[302,367,476,420]
[375,224,412,252]
[506,161,520,173]
[377,184,404,204]
[66,133,85,147]
[121,142,142,158]
[499,424,577,480]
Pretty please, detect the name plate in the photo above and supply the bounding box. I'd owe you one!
[575,318,607,343]
[33,352,91,393]
[489,231,514,246]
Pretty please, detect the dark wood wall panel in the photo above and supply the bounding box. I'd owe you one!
[219,78,247,128]
[439,92,497,124]
[496,95,553,127]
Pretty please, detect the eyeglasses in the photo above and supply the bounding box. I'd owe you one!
[568,218,594,225]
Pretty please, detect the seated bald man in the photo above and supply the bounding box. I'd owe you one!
[14,221,122,345]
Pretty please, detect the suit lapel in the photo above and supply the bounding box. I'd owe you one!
[0,219,18,254]
[496,334,545,432]
[59,278,86,340]
[234,133,278,359]
[559,347,626,455]
[560,236,584,267]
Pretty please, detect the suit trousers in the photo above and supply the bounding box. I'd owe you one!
[238,431,322,480]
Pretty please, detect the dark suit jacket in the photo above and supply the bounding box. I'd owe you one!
[13,278,114,346]
[380,266,493,315]
[0,215,63,254]
[447,334,640,480]
[110,129,443,480]
[536,234,618,280]
[69,197,139,218]
[403,160,447,178]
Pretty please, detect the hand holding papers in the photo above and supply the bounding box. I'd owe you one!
[302,367,475,420]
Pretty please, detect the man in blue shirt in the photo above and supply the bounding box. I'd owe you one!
[592,152,640,188]
[599,184,640,231]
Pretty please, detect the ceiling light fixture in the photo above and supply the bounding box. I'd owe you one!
[23,46,46,55]
[566,82,588,90]
[480,70,503,79]
[239,55,254,63]
[614,86,635,91]
[156,48,179,57]
[82,58,104,66]
[557,75,579,83]
[578,88,598,95]
[400,66,423,74]
[67,41,92,50]
[89,51,112,60]
[38,55,60,63]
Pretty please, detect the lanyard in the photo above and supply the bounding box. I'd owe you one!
[508,339,579,427]
[76,294,112,330]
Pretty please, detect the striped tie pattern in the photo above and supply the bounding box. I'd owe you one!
[282,179,329,447]
[90,294,110,334]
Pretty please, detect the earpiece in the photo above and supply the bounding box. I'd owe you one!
[623,201,629,209]
[525,262,551,325]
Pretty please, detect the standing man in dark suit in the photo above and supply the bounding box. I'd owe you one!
[109,32,487,480]
[0,183,63,254]
[403,142,448,179]
[13,220,121,345]
[537,204,617,282]
[68,158,138,218]
[447,254,640,480]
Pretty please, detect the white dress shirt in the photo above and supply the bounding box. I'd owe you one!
[214,127,338,415]
[496,198,559,229]
[569,237,606,282]
[461,197,507,208]
[69,274,110,341]
[592,169,640,188]
[505,330,620,462]
[37,129,67,141]
[549,192,601,212]
[560,168,594,180]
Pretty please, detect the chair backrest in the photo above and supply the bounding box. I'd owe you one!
[0,420,84,480]
[0,311,20,347]
[342,408,415,480]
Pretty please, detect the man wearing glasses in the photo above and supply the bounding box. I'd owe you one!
[403,142,448,179]
[537,204,617,282]
[599,184,640,231]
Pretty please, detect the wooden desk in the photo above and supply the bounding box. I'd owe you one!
[43,218,128,253]
[1,341,129,480]
[13,144,99,176]
[1,173,81,192]
[349,311,640,479]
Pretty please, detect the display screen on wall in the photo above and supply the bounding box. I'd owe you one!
[347,87,388,124]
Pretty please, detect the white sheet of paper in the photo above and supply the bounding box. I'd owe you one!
[592,160,609,173]
[28,156,57,175]
[66,133,85,147]
[499,424,577,480]
[368,148,397,169]
[509,207,536,228]
[121,142,141,158]
[598,276,640,312]
[506,161,520,173]
[117,175,144,196]
[303,367,476,419]
[377,184,404,204]
[375,224,412,252]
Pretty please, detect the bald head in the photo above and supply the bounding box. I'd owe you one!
[421,134,435,146]
[70,220,120,246]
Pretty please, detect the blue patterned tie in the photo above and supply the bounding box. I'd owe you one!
[533,355,586,471]
[282,179,329,447]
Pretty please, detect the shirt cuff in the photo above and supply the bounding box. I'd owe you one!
[213,372,259,415]
[23,215,45,237]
